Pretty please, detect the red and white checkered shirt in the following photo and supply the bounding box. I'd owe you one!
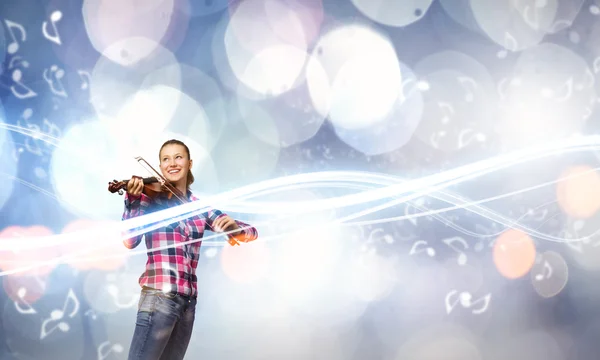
[121,191,258,298]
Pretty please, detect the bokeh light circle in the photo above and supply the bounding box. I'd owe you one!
[497,43,595,148]
[556,165,600,219]
[493,229,536,279]
[90,37,181,119]
[332,62,423,155]
[83,0,175,65]
[224,0,309,97]
[306,24,402,130]
[220,241,270,284]
[530,251,568,299]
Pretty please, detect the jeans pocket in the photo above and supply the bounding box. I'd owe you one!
[137,294,146,312]
[138,293,158,313]
[155,293,180,316]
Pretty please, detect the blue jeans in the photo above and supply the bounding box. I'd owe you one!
[127,287,197,360]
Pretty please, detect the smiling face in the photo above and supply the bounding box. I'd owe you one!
[159,143,193,188]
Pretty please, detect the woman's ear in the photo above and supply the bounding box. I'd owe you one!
[189,159,193,169]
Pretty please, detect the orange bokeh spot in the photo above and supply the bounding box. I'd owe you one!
[493,229,536,279]
[61,219,128,271]
[556,165,600,218]
[0,225,58,277]
[2,273,47,305]
[221,241,269,284]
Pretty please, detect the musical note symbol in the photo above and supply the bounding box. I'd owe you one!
[593,57,600,75]
[84,309,97,320]
[40,289,80,340]
[14,287,37,314]
[404,200,424,227]
[497,77,510,99]
[472,237,487,252]
[473,223,501,252]
[430,131,446,149]
[16,108,44,156]
[107,284,139,309]
[399,78,428,102]
[438,102,454,124]
[499,31,518,57]
[8,55,29,70]
[97,341,124,360]
[12,146,24,161]
[523,0,547,30]
[4,20,27,54]
[10,68,37,99]
[445,290,491,315]
[474,222,501,245]
[457,128,486,149]
[565,219,589,253]
[42,10,62,45]
[579,68,595,90]
[77,70,91,90]
[399,78,414,102]
[443,236,469,265]
[534,261,552,281]
[42,119,62,139]
[554,77,574,102]
[409,240,435,257]
[524,208,548,222]
[360,228,394,254]
[457,76,477,102]
[43,65,68,97]
[367,228,393,244]
[322,146,333,160]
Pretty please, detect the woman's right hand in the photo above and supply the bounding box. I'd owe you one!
[126,176,144,196]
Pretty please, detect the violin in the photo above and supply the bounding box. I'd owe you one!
[108,156,242,246]
[107,176,187,201]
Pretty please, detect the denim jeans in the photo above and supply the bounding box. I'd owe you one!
[127,287,197,360]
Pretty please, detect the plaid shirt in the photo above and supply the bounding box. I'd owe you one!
[121,191,258,298]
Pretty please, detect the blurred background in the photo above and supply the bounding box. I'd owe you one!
[1,0,600,359]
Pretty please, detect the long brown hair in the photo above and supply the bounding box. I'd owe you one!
[159,139,195,188]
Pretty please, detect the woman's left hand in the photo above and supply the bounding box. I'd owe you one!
[213,216,241,234]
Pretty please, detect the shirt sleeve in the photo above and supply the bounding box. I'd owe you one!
[205,208,259,243]
[122,193,152,249]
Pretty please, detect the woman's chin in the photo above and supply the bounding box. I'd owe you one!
[170,177,186,185]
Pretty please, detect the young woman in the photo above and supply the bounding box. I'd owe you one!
[121,139,258,360]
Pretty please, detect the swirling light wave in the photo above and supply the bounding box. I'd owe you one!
[1,123,599,277]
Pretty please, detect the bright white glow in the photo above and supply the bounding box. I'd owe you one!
[112,86,181,136]
[49,120,130,220]
[307,24,402,130]
[349,252,397,302]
